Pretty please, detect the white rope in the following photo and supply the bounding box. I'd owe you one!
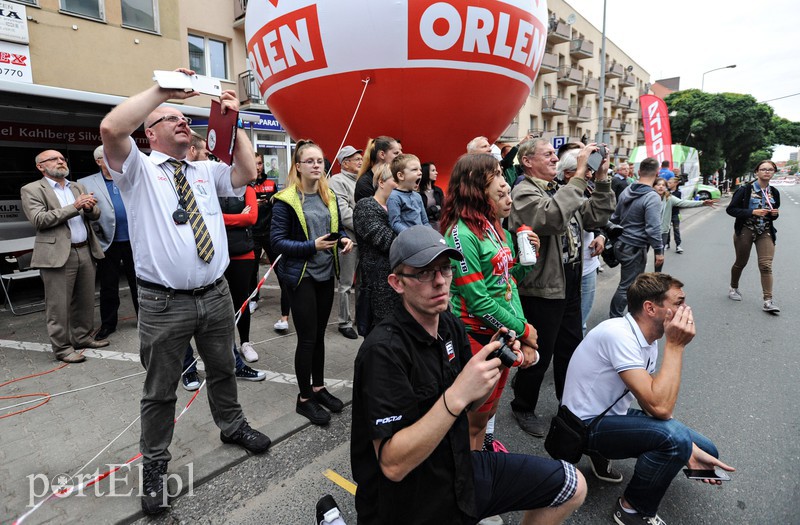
[325,77,371,178]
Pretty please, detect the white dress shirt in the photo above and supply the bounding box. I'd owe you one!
[45,178,88,244]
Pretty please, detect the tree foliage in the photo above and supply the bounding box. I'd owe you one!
[664,89,799,183]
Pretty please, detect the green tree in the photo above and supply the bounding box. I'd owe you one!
[664,90,797,184]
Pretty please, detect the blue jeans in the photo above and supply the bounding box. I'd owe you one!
[609,241,648,318]
[585,408,718,516]
[138,279,243,465]
[183,343,245,374]
[580,269,596,332]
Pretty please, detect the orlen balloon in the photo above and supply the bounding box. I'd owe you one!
[245,0,548,186]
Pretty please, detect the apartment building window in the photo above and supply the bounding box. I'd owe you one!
[189,34,228,79]
[12,0,37,5]
[61,0,104,20]
[122,0,158,33]
[530,116,537,131]
[556,123,564,135]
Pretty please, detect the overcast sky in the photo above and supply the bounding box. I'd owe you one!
[564,0,800,160]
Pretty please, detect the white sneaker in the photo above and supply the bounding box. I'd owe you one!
[248,301,258,314]
[675,246,684,254]
[728,288,742,301]
[240,341,258,362]
[274,319,289,332]
[478,516,504,525]
[763,300,780,313]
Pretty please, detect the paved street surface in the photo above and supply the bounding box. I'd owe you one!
[3,189,799,524]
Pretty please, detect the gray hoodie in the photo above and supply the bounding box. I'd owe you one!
[612,183,663,254]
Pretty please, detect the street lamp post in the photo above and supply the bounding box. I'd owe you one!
[701,64,736,91]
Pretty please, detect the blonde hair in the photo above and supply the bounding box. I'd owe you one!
[286,139,330,206]
[358,135,397,179]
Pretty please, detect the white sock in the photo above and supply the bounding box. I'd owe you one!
[486,415,495,435]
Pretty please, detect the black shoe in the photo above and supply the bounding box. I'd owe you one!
[316,494,343,524]
[296,395,331,425]
[235,365,267,381]
[313,388,344,413]
[94,327,114,341]
[141,460,169,515]
[182,371,201,391]
[220,420,271,454]
[613,498,667,525]
[589,453,624,483]
[511,409,547,438]
[338,326,358,339]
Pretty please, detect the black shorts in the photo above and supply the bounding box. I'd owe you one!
[472,451,578,520]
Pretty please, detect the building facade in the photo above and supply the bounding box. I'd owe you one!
[499,0,651,165]
[0,0,290,239]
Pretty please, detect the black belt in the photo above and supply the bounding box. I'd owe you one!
[136,277,224,296]
[71,241,88,248]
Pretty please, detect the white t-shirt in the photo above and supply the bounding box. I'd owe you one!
[562,314,658,419]
[581,230,599,276]
[109,136,244,289]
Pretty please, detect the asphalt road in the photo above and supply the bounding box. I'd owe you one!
[134,188,800,525]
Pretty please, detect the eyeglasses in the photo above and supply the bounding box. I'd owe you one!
[757,168,776,173]
[396,265,453,282]
[39,155,67,164]
[147,115,192,128]
[298,159,324,166]
[345,157,364,164]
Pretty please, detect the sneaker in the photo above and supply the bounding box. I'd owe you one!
[296,395,331,426]
[675,246,683,254]
[220,420,271,454]
[181,371,201,391]
[589,453,623,483]
[316,494,343,524]
[511,409,547,438]
[141,460,169,515]
[249,300,258,313]
[240,342,258,363]
[763,300,780,314]
[313,387,344,413]
[613,498,666,525]
[338,326,358,339]
[664,243,670,250]
[728,288,742,301]
[274,319,289,332]
[478,516,504,525]
[236,365,266,381]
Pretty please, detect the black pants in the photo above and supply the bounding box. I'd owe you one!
[287,277,334,398]
[512,263,583,413]
[98,240,138,331]
[253,234,291,316]
[225,258,253,344]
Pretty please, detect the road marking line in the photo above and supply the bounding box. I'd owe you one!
[323,469,357,495]
[0,339,353,389]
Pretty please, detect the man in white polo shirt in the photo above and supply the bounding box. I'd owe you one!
[562,273,734,525]
[100,67,270,515]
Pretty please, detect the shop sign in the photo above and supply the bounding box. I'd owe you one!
[0,1,28,45]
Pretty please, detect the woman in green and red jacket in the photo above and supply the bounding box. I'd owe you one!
[441,153,540,452]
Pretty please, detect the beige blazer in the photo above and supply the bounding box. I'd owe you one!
[20,178,104,268]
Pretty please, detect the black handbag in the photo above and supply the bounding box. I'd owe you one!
[544,390,628,464]
[600,223,624,268]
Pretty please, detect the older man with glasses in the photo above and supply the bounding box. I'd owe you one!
[507,139,615,448]
[21,150,108,363]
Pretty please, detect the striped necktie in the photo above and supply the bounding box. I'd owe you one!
[167,159,214,263]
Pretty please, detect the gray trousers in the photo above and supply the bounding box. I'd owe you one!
[39,244,96,358]
[137,279,244,465]
[337,244,358,327]
[609,241,648,318]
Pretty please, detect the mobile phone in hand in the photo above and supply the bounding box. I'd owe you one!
[683,468,731,481]
[325,232,341,241]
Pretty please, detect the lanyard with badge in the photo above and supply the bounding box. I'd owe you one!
[159,163,191,224]
[485,220,514,302]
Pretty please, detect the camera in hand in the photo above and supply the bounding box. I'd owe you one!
[586,144,608,173]
[487,331,518,368]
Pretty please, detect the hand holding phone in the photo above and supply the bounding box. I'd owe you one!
[325,232,341,241]
[683,468,731,482]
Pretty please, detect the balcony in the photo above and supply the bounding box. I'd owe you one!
[569,38,594,59]
[606,118,622,131]
[613,94,631,109]
[615,146,630,159]
[548,20,571,44]
[234,0,247,23]
[637,130,645,142]
[604,87,617,101]
[623,101,639,115]
[620,73,635,87]
[499,119,520,142]
[238,70,264,105]
[568,105,592,122]
[557,66,584,86]
[606,61,624,78]
[640,82,652,95]
[578,76,599,94]
[619,122,633,135]
[541,96,569,115]
[540,52,559,74]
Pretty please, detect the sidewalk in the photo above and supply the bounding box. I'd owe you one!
[0,268,360,524]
